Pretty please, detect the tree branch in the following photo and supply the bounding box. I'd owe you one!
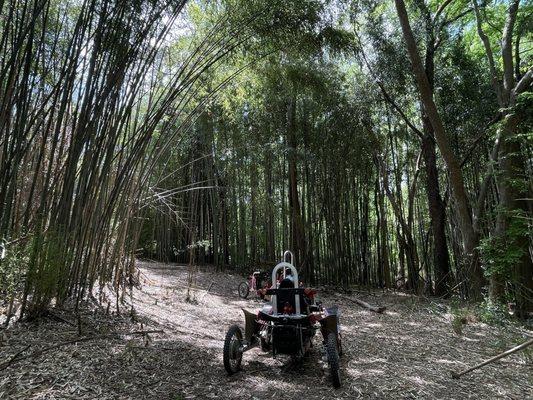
[433,0,454,23]
[501,0,520,102]
[353,30,425,140]
[512,68,533,101]
[376,81,425,140]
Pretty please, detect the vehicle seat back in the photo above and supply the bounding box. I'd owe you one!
[277,288,296,314]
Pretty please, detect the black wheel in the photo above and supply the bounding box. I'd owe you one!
[238,282,250,299]
[326,332,341,388]
[260,337,271,352]
[223,325,243,375]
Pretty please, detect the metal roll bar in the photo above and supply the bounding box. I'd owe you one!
[283,250,294,266]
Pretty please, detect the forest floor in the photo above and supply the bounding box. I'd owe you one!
[0,261,532,400]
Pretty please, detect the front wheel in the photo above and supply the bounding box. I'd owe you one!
[238,282,250,299]
[326,332,341,388]
[223,325,243,375]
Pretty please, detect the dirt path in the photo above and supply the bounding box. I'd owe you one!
[1,261,531,399]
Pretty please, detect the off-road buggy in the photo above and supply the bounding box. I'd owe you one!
[223,251,342,388]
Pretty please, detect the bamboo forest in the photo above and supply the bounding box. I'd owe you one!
[0,0,532,399]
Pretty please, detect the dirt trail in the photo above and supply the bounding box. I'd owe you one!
[1,261,531,399]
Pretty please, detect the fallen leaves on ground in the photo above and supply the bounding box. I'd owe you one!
[0,261,531,399]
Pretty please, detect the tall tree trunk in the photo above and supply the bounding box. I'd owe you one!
[287,94,307,277]
[494,112,533,317]
[421,123,451,296]
[264,152,275,262]
[395,0,484,298]
[418,17,452,297]
[377,176,391,288]
[250,160,258,264]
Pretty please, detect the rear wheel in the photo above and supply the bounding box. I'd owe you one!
[223,325,243,375]
[260,337,271,352]
[326,332,341,388]
[238,282,249,299]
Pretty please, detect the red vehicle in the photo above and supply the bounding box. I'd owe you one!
[224,251,343,388]
[238,270,269,299]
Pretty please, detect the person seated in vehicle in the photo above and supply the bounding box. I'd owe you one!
[258,268,291,299]
[276,270,316,315]
[278,269,294,288]
[258,268,316,313]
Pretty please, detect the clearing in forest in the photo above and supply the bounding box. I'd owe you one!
[0,261,531,399]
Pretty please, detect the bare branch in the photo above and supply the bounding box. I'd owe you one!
[512,68,533,101]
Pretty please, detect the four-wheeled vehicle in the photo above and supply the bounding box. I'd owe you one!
[224,251,342,388]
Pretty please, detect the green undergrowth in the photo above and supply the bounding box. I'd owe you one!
[449,299,533,362]
[0,242,30,301]
[450,298,515,333]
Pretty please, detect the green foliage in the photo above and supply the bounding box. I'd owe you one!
[438,38,496,138]
[479,209,530,279]
[476,298,512,326]
[450,299,512,333]
[32,231,68,302]
[451,311,465,335]
[516,108,533,144]
[514,91,533,130]
[0,242,30,298]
